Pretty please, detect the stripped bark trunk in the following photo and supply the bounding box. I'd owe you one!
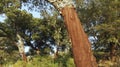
[61,6,97,67]
[17,34,27,62]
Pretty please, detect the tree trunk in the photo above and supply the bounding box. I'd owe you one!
[21,52,27,62]
[110,42,116,61]
[54,46,59,59]
[17,34,27,62]
[61,6,97,67]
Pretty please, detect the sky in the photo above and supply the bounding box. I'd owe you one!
[21,5,41,18]
[0,14,6,22]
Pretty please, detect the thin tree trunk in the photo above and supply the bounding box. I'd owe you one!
[110,42,116,61]
[54,46,59,59]
[17,34,27,62]
[21,52,27,62]
[61,6,97,67]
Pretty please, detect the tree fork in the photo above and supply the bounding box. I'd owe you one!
[61,6,97,67]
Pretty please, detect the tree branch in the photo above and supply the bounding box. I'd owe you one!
[0,27,8,37]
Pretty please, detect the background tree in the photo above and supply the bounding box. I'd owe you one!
[76,0,120,64]
[0,7,71,63]
[0,8,35,62]
[93,0,120,61]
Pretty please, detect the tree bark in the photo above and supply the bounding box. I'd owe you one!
[61,6,97,67]
[17,34,27,62]
[110,42,116,61]
[54,46,59,59]
[21,52,27,62]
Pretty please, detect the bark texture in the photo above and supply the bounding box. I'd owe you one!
[61,6,97,67]
[17,34,27,62]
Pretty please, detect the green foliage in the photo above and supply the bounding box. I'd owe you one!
[76,0,120,65]
[0,0,20,13]
[2,55,75,67]
[0,7,71,66]
[0,50,20,65]
[54,53,75,67]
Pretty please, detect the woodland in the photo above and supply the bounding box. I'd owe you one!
[0,0,120,67]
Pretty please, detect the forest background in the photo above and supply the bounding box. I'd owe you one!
[0,0,120,67]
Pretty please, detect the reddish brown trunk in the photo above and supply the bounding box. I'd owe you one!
[22,52,27,62]
[61,6,97,67]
